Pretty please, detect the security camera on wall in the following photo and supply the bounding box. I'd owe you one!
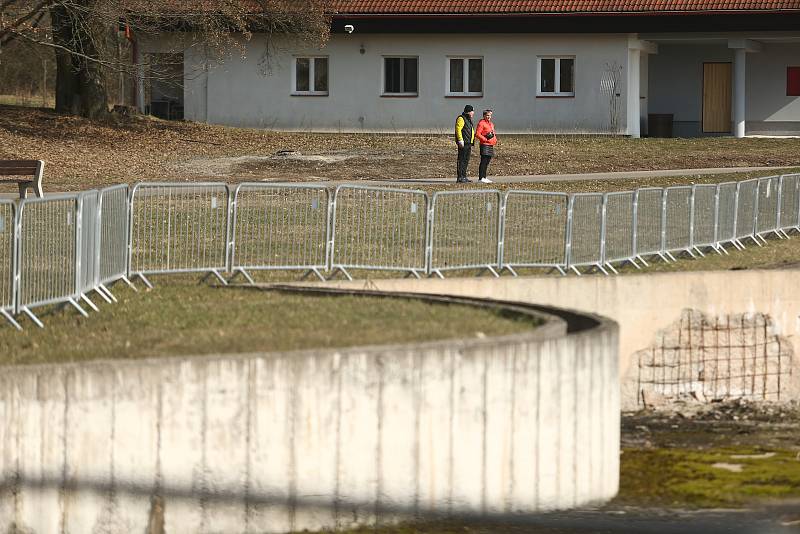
[344,24,354,34]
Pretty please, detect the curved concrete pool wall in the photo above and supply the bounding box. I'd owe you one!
[0,292,618,534]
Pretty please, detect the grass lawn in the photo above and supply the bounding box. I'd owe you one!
[0,281,539,366]
[1,104,799,190]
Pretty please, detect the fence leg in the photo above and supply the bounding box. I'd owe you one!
[403,270,422,280]
[93,287,113,304]
[636,255,650,267]
[98,284,118,303]
[135,273,154,289]
[503,265,518,277]
[570,265,582,276]
[327,267,353,282]
[22,308,44,329]
[122,276,139,292]
[693,247,706,257]
[1,310,22,331]
[428,270,445,279]
[486,266,500,278]
[605,262,619,275]
[68,298,89,318]
[80,294,100,313]
[305,268,326,282]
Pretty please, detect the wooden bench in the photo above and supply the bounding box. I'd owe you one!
[0,160,45,199]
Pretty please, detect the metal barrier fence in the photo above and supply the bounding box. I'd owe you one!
[330,185,428,280]
[16,195,86,327]
[716,182,738,249]
[691,184,718,253]
[735,179,758,246]
[78,190,101,311]
[4,174,800,330]
[501,191,568,275]
[429,190,502,277]
[779,174,800,235]
[129,183,230,287]
[567,193,605,274]
[97,184,131,297]
[633,188,666,264]
[603,191,635,271]
[0,200,18,329]
[756,176,781,240]
[231,183,330,282]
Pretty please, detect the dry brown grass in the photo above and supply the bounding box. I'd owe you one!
[1,104,799,191]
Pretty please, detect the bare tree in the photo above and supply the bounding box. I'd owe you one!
[0,0,331,118]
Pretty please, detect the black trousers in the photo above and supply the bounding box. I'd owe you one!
[456,144,471,180]
[479,155,492,179]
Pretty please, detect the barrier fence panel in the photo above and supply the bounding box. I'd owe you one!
[430,190,501,277]
[0,200,19,329]
[129,183,230,286]
[97,184,131,296]
[567,193,605,275]
[755,176,780,239]
[634,188,666,264]
[17,195,86,327]
[663,186,693,259]
[779,174,800,234]
[231,183,330,282]
[602,191,635,271]
[715,182,738,248]
[78,190,101,311]
[691,184,718,253]
[330,185,428,280]
[501,191,568,275]
[735,179,759,246]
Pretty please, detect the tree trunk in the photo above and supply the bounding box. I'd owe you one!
[50,3,109,119]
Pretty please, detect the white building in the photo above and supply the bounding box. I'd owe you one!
[137,1,800,137]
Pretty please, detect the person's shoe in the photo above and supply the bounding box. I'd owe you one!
[478,177,493,184]
[456,177,471,183]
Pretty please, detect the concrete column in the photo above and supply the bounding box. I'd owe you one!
[733,48,746,138]
[627,48,641,138]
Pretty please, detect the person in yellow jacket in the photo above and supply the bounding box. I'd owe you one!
[454,105,476,183]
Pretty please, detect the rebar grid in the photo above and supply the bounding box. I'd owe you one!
[501,191,568,269]
[638,311,791,402]
[232,184,329,272]
[430,190,501,274]
[331,185,427,274]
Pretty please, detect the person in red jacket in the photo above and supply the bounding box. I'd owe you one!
[475,109,497,184]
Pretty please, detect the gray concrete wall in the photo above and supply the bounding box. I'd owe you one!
[142,33,629,134]
[310,269,800,409]
[0,300,619,533]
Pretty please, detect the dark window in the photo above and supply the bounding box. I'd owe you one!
[788,66,800,96]
[560,58,574,93]
[384,57,418,94]
[296,58,310,92]
[449,58,464,93]
[540,58,555,93]
[468,59,483,93]
[314,58,328,92]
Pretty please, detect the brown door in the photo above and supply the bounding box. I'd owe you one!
[702,63,732,133]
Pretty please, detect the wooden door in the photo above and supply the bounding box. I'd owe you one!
[702,63,732,133]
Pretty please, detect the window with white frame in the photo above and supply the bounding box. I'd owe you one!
[383,57,418,95]
[447,57,483,96]
[537,57,575,96]
[292,56,328,95]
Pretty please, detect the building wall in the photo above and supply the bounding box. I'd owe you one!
[648,42,800,137]
[144,33,630,134]
[0,304,620,533]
